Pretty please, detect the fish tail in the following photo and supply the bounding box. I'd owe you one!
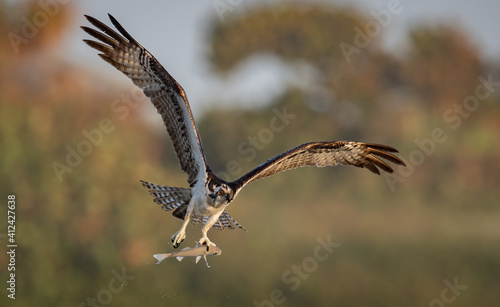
[153,253,170,264]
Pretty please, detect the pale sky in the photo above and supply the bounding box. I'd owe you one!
[63,0,500,113]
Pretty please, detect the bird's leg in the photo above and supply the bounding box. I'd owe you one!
[198,233,216,247]
[171,204,194,248]
[198,215,218,247]
[171,228,186,248]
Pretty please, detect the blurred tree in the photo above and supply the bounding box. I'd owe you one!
[205,3,500,208]
[1,1,499,306]
[2,0,74,54]
[0,1,172,305]
[208,4,398,103]
[403,25,482,111]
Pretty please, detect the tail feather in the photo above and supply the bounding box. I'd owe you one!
[140,180,191,213]
[220,210,247,231]
[191,210,246,231]
[141,180,245,231]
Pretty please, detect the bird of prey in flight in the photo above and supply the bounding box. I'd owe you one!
[82,14,406,248]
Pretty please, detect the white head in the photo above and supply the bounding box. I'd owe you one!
[209,183,234,207]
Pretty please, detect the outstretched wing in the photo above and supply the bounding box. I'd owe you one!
[234,141,405,189]
[82,14,207,186]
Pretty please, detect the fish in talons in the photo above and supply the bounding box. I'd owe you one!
[153,242,222,268]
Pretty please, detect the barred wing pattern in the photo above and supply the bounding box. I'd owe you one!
[192,211,247,231]
[82,15,207,186]
[141,181,246,231]
[140,180,191,212]
[235,141,405,189]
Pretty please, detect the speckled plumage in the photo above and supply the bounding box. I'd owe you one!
[82,15,406,249]
[82,14,205,187]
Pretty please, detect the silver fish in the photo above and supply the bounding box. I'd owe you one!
[153,242,222,268]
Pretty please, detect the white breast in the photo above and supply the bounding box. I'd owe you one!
[190,179,224,217]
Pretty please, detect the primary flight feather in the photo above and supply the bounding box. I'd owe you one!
[82,14,406,248]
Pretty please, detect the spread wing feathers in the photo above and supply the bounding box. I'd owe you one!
[235,141,406,188]
[191,211,247,231]
[82,15,207,186]
[140,180,191,212]
[141,180,245,231]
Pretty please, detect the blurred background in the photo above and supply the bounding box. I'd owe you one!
[1,0,499,306]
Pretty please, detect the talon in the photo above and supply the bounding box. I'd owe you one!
[198,237,216,247]
[171,231,186,249]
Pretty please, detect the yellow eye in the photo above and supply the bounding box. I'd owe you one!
[217,190,223,196]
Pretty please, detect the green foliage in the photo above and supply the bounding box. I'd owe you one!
[1,1,499,306]
[209,4,368,71]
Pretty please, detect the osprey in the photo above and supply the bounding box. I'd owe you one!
[82,14,406,248]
